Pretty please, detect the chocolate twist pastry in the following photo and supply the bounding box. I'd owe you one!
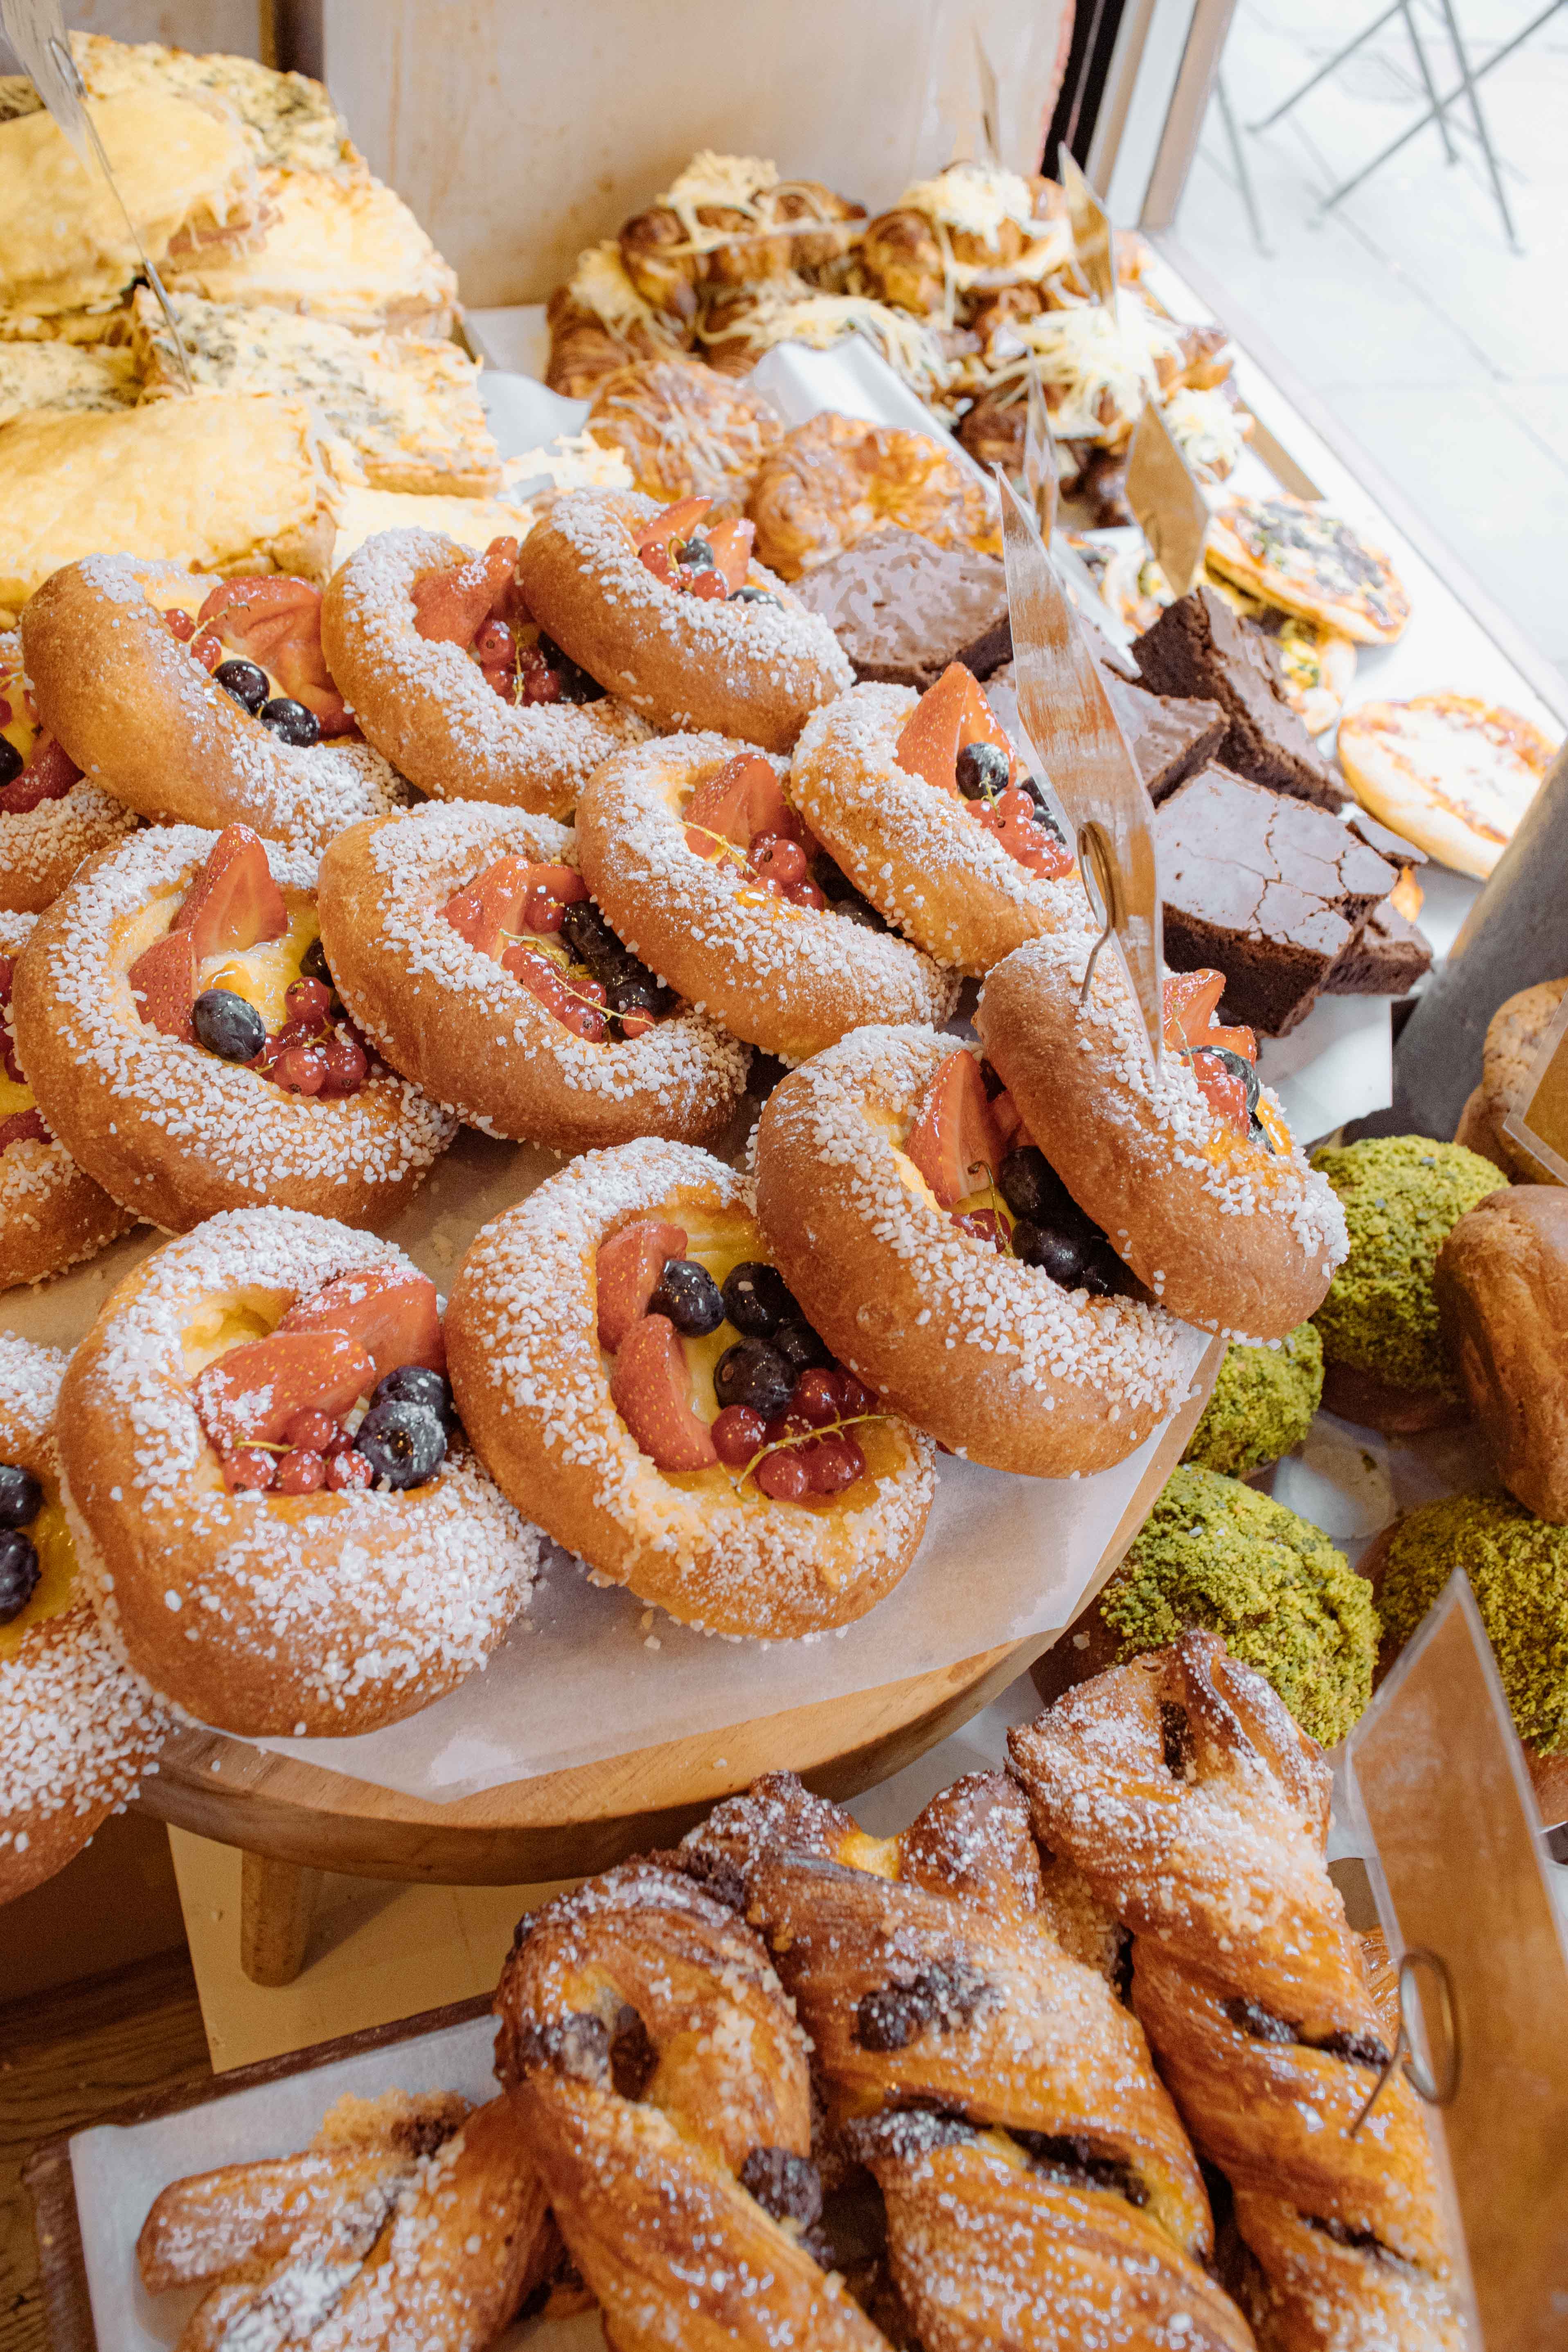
[493,1854,892,2350]
[1009,1632,1467,2350]
[684,1769,1253,2351]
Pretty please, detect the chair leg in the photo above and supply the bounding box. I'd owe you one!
[1216,75,1271,255]
[1401,0,1459,162]
[239,1850,321,1986]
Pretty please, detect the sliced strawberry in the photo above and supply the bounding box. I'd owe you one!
[905,1052,1002,1210]
[1162,968,1257,1062]
[705,516,755,592]
[196,1329,378,1453]
[990,1088,1034,1155]
[127,929,198,1041]
[683,752,794,859]
[1191,1056,1251,1134]
[278,1270,445,1379]
[172,826,288,959]
[411,537,520,648]
[196,577,350,728]
[894,662,1018,798]
[443,856,586,958]
[0,1107,48,1150]
[3,735,80,813]
[633,496,711,555]
[596,1219,687,1352]
[610,1313,718,1472]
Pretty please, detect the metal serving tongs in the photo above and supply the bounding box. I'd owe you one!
[2,0,194,392]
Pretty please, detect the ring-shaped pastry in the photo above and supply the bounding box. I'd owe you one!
[320,528,650,820]
[976,933,1347,1341]
[446,1139,935,1638]
[22,557,412,855]
[11,825,455,1236]
[1,631,138,913]
[791,683,1079,975]
[574,733,959,1062]
[755,1026,1196,1476]
[59,1208,541,1737]
[2,908,137,1287]
[1,1334,167,1901]
[318,800,750,1154]
[516,489,853,753]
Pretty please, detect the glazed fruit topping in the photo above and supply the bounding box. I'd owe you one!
[895,664,1072,881]
[649,1257,725,1335]
[1163,968,1278,1149]
[720,1260,795,1337]
[0,1522,39,1623]
[611,1314,719,1472]
[412,535,606,707]
[192,987,267,1063]
[597,1218,689,1352]
[446,855,672,1043]
[197,576,354,738]
[683,753,827,911]
[0,1461,42,1529]
[214,657,268,714]
[0,732,80,812]
[906,1050,1002,1211]
[632,498,756,599]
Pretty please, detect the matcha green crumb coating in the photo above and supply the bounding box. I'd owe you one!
[1311,1136,1504,1398]
[1378,1491,1568,1757]
[1183,1323,1323,1478]
[1103,1464,1379,1746]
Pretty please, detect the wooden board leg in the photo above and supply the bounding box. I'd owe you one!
[239,1851,320,1987]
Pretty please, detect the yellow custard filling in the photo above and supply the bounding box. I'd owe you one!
[0,1493,77,1660]
[0,1071,35,1120]
[179,1288,290,1379]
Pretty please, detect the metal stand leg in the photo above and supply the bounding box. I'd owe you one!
[1215,75,1271,255]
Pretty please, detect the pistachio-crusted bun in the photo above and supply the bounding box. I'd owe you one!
[59,1210,539,1737]
[1182,1323,1322,1478]
[1363,1491,1568,1823]
[754,1026,1194,1477]
[1034,1464,1378,1748]
[1311,1135,1505,1433]
[517,489,853,753]
[0,1335,168,1902]
[446,1139,935,1639]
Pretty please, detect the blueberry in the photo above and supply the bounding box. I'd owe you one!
[373,1363,457,1435]
[998,1145,1080,1227]
[535,635,604,705]
[675,534,716,571]
[714,1339,794,1420]
[1012,1219,1086,1286]
[649,1257,724,1335]
[259,696,321,746]
[836,898,889,932]
[215,657,268,714]
[721,1262,796,1338]
[1079,1241,1126,1298]
[0,1461,41,1529]
[192,987,268,1063]
[773,1318,833,1376]
[0,1526,38,1623]
[354,1398,447,1489]
[730,586,780,608]
[955,741,1009,800]
[561,900,621,973]
[299,936,335,988]
[0,739,22,791]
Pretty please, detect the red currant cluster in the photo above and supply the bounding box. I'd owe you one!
[254,976,372,1098]
[712,1364,877,1502]
[968,784,1074,881]
[162,603,225,674]
[220,1403,375,1496]
[741,831,827,911]
[950,1206,1009,1251]
[638,538,728,600]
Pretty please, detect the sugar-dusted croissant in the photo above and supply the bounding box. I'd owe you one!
[685,1769,1254,2351]
[1009,1632,1467,2350]
[493,1854,892,2350]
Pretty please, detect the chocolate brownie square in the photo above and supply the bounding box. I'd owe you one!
[789,527,1012,690]
[1132,584,1343,810]
[1155,765,1395,1035]
[1324,901,1434,996]
[985,660,1221,803]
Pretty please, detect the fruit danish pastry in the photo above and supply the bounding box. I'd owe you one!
[1010,1634,1466,2350]
[59,1208,539,1737]
[494,1856,891,2351]
[0,1334,167,1903]
[791,665,1078,974]
[516,488,854,753]
[21,557,412,855]
[317,800,749,1154]
[0,630,136,914]
[320,527,649,820]
[754,1027,1195,1476]
[977,942,1347,1341]
[1,910,135,1288]
[680,1769,1254,2352]
[574,736,959,1062]
[12,823,455,1235]
[446,1139,934,1638]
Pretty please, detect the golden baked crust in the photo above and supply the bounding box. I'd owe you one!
[585,356,783,509]
[574,733,957,1061]
[316,801,749,1154]
[747,410,1001,580]
[789,685,1076,976]
[1453,1081,1513,1177]
[321,527,647,819]
[754,1026,1193,1476]
[59,1209,539,1736]
[165,169,459,339]
[1435,1187,1568,1520]
[446,1140,935,1638]
[1478,974,1567,1178]
[23,555,411,852]
[1339,692,1559,881]
[517,488,853,754]
[12,827,455,1234]
[1206,493,1410,645]
[976,934,1347,1341]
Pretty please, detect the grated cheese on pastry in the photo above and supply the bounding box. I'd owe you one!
[0,340,140,426]
[164,170,459,339]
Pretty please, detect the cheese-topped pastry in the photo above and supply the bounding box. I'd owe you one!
[0,340,139,426]
[165,170,460,339]
[1206,493,1411,644]
[1337,692,1560,878]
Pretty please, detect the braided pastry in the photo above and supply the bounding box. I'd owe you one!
[1008,1633,1466,2350]
[493,1854,891,2349]
[684,1769,1253,2351]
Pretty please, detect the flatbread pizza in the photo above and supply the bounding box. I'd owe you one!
[1337,691,1558,877]
[1206,492,1410,644]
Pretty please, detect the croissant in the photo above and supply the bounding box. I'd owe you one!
[493,1854,892,2350]
[1008,1633,1467,2350]
[684,1769,1255,2351]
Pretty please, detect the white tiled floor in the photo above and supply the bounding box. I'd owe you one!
[1176,0,1568,685]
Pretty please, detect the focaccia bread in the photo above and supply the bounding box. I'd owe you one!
[0,391,336,619]
[0,340,139,425]
[132,289,498,496]
[165,169,460,339]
